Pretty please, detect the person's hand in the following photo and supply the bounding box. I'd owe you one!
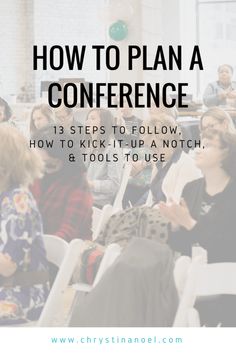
[0,253,17,277]
[159,199,197,230]
[227,90,236,99]
[218,91,228,100]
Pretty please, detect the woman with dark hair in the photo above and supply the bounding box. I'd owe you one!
[30,104,54,136]
[160,129,236,263]
[31,125,92,241]
[203,64,236,107]
[85,108,123,207]
[0,98,12,123]
[160,130,236,326]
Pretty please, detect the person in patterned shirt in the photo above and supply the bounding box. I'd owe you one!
[0,124,50,325]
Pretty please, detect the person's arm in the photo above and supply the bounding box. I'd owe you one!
[55,188,93,241]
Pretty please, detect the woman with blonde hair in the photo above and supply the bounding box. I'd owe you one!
[0,124,49,325]
[30,103,54,136]
[200,107,236,134]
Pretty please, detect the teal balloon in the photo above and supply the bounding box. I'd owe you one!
[109,20,128,41]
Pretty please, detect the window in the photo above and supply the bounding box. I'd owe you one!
[197,0,236,94]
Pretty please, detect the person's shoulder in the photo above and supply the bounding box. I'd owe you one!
[183,177,204,194]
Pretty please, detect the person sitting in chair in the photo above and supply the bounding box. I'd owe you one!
[0,125,50,325]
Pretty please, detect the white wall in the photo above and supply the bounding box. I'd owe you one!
[0,0,34,101]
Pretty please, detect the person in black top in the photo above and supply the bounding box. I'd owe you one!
[159,129,236,263]
[159,129,236,326]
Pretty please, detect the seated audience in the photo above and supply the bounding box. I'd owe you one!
[0,125,49,325]
[30,104,54,136]
[31,125,92,241]
[203,64,236,107]
[85,108,123,208]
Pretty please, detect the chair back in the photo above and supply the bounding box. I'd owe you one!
[38,238,84,326]
[112,162,132,212]
[93,243,121,287]
[92,204,113,240]
[173,262,236,326]
[43,234,68,267]
[195,263,236,296]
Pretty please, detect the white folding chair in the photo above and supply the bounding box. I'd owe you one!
[173,262,236,327]
[145,164,157,206]
[145,190,153,206]
[112,162,132,213]
[38,237,84,327]
[92,204,113,240]
[43,234,69,267]
[92,243,122,287]
[174,246,208,298]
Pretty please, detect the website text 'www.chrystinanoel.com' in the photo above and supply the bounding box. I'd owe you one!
[50,335,183,345]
